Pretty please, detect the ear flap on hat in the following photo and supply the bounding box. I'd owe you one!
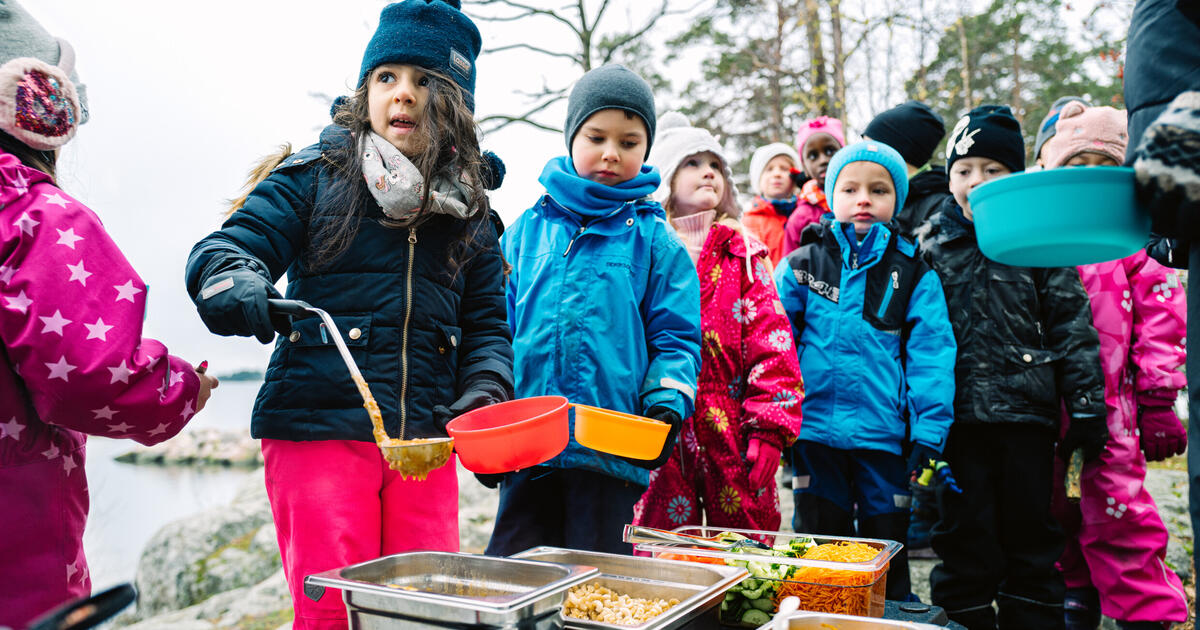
[1059,100,1087,121]
[0,52,81,150]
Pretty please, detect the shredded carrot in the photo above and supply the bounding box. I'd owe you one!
[774,542,885,617]
[655,552,728,565]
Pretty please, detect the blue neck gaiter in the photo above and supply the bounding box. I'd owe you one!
[538,156,662,218]
[769,196,798,217]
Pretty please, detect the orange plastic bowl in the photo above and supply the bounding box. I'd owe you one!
[572,403,670,460]
[446,396,569,474]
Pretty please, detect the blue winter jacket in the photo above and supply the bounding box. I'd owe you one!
[774,219,956,455]
[503,169,702,486]
[185,125,513,443]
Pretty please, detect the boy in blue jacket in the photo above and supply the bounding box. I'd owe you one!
[774,141,956,600]
[486,65,702,556]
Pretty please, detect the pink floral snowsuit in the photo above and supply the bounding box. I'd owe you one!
[634,223,804,531]
[1052,251,1188,623]
[0,151,201,627]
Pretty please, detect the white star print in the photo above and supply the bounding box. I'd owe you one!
[11,170,28,194]
[0,265,13,284]
[63,455,77,475]
[66,562,77,581]
[43,192,69,208]
[4,290,32,313]
[67,260,92,286]
[46,356,76,381]
[114,280,142,303]
[14,212,38,236]
[169,370,184,387]
[39,310,72,335]
[157,380,169,398]
[180,399,196,419]
[108,421,133,433]
[1,417,23,440]
[42,444,60,459]
[148,422,170,436]
[108,360,133,384]
[55,227,83,249]
[92,406,117,420]
[84,317,113,341]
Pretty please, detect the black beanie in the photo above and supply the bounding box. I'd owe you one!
[945,105,1026,175]
[863,100,945,167]
[563,64,657,158]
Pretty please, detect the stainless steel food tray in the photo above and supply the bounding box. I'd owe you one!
[304,551,598,627]
[759,612,946,629]
[513,546,748,630]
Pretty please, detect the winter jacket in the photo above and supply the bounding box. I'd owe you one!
[893,165,952,241]
[1124,0,1200,162]
[774,219,956,454]
[782,180,829,255]
[185,125,513,443]
[0,150,201,627]
[503,189,702,486]
[916,198,1106,428]
[742,196,789,265]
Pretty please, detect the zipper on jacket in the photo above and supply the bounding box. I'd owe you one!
[877,270,899,319]
[563,226,586,256]
[399,227,417,434]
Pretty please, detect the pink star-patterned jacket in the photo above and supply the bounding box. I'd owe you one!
[0,150,201,626]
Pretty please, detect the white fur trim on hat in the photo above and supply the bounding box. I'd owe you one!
[749,142,800,195]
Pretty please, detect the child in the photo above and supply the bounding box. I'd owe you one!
[0,2,215,624]
[774,141,956,602]
[1041,102,1188,630]
[489,65,701,556]
[918,105,1107,630]
[185,3,513,627]
[862,100,950,240]
[744,142,802,265]
[634,113,803,532]
[782,116,845,252]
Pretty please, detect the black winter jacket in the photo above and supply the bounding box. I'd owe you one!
[185,125,514,443]
[916,198,1105,430]
[893,165,952,241]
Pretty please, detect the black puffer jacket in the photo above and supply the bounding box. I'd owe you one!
[186,125,513,443]
[893,165,952,241]
[917,198,1105,429]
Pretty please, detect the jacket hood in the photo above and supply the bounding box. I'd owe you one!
[0,150,52,207]
[909,165,948,197]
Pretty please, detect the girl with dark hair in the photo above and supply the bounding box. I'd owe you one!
[184,2,512,628]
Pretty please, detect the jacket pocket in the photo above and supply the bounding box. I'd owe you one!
[999,344,1062,412]
[435,323,462,372]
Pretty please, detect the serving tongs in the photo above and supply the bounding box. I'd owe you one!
[268,299,453,479]
[623,524,772,551]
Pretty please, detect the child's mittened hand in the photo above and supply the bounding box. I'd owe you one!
[1058,415,1111,463]
[433,379,510,430]
[195,268,282,344]
[623,407,683,470]
[746,438,781,489]
[1133,91,1200,239]
[905,443,941,480]
[1138,405,1187,461]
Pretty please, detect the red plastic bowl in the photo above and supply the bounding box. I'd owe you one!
[445,396,569,474]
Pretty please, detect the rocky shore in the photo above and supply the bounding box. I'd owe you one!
[114,429,263,467]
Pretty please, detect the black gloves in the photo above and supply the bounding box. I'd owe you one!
[622,406,683,471]
[194,266,282,344]
[906,443,942,481]
[432,378,512,431]
[1058,416,1110,463]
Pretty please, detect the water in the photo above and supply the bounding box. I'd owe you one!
[82,380,263,591]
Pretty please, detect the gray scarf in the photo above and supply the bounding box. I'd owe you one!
[359,131,475,225]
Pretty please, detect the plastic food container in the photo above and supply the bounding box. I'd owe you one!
[761,611,945,630]
[573,403,670,460]
[969,166,1150,267]
[446,396,569,474]
[632,526,901,624]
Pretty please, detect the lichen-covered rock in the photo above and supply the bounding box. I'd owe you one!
[115,428,263,467]
[117,569,290,629]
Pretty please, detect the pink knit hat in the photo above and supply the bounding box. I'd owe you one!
[1042,101,1128,169]
[795,116,846,155]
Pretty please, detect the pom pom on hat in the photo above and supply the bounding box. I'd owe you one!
[658,111,690,131]
[481,150,506,191]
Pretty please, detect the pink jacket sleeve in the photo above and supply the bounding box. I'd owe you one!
[1126,251,1186,399]
[1,181,200,445]
[740,254,804,450]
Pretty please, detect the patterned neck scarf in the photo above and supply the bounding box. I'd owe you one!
[800,178,829,212]
[359,131,476,225]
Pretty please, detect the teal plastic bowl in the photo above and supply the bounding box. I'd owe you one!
[968,166,1149,267]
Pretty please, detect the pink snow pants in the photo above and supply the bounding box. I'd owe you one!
[262,439,459,630]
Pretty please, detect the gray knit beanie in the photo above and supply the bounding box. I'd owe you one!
[1033,95,1089,161]
[564,64,656,158]
[0,0,89,126]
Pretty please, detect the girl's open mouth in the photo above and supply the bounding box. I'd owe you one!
[390,115,416,131]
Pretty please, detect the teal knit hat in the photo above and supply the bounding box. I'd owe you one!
[358,0,482,111]
[824,141,909,212]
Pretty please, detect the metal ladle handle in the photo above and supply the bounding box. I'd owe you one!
[267,299,364,383]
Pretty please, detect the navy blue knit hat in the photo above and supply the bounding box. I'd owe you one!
[863,100,945,168]
[564,64,657,158]
[359,0,482,111]
[825,141,910,212]
[945,105,1026,175]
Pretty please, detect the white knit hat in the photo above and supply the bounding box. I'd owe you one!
[748,142,799,195]
[647,111,740,215]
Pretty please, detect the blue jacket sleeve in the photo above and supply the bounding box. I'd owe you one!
[903,270,957,452]
[638,222,701,419]
[500,217,519,339]
[773,257,809,350]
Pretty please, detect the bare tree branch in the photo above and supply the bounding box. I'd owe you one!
[490,42,583,62]
[472,0,581,35]
[479,93,567,134]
